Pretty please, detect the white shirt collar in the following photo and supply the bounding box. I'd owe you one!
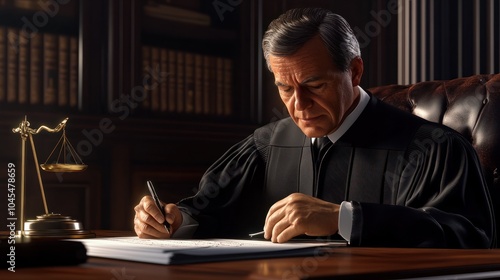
[316,86,370,144]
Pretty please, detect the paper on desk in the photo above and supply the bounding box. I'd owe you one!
[77,237,345,265]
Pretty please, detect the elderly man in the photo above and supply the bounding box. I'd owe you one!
[134,8,495,248]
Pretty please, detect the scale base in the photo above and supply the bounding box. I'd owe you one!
[22,213,95,239]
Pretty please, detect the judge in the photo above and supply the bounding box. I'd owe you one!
[134,8,495,248]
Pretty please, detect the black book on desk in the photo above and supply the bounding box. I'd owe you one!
[0,237,87,269]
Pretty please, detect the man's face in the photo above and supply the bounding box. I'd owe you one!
[268,36,363,138]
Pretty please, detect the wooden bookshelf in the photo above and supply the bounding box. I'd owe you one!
[0,0,259,230]
[141,16,238,44]
[0,0,84,112]
[106,0,247,121]
[0,0,405,124]
[0,0,406,231]
[139,45,233,116]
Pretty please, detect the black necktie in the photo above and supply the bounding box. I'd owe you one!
[313,137,332,166]
[312,137,332,197]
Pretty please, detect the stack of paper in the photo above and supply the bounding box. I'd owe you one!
[77,237,345,265]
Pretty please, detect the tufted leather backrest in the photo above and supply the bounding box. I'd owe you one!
[370,73,500,247]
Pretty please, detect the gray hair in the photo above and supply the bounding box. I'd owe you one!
[262,8,361,72]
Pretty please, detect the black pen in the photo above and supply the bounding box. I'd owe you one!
[147,180,171,234]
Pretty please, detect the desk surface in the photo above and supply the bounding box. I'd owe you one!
[2,231,500,280]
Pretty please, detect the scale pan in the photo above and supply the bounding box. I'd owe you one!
[40,163,88,172]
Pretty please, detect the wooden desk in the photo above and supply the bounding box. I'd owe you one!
[2,232,500,279]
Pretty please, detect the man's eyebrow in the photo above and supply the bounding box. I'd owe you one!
[275,81,288,87]
[275,76,321,87]
[300,76,321,85]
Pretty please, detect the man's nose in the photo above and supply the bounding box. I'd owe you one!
[294,87,312,111]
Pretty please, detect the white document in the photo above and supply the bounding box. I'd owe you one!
[77,237,345,265]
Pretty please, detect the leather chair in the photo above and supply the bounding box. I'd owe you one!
[369,73,500,248]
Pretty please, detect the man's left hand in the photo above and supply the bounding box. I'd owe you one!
[263,193,340,243]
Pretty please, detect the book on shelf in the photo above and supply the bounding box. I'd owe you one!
[143,3,211,26]
[6,28,18,104]
[69,36,78,108]
[74,236,345,265]
[184,52,194,113]
[30,31,42,105]
[167,49,177,113]
[58,35,69,107]
[176,51,184,113]
[43,33,57,106]
[12,0,79,18]
[141,45,234,117]
[141,45,152,110]
[202,55,211,115]
[147,0,202,11]
[210,56,219,115]
[12,0,39,10]
[160,48,168,112]
[18,35,28,104]
[0,26,79,108]
[150,46,160,112]
[0,26,5,103]
[194,53,203,114]
[223,58,233,116]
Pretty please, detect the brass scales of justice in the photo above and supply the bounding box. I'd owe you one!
[12,116,94,238]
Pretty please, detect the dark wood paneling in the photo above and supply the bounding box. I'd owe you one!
[0,0,402,232]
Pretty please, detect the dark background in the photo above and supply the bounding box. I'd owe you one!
[0,0,498,230]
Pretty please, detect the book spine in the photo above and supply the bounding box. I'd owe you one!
[215,57,224,115]
[127,47,233,117]
[176,51,184,113]
[202,55,211,115]
[194,53,203,114]
[0,26,6,103]
[141,45,151,110]
[43,33,57,106]
[6,28,18,104]
[223,58,232,116]
[14,0,78,17]
[29,32,42,105]
[150,46,160,112]
[69,36,78,108]
[184,52,194,113]
[167,49,176,113]
[160,48,168,112]
[147,0,202,11]
[143,4,210,26]
[14,0,38,9]
[17,33,29,105]
[58,35,69,107]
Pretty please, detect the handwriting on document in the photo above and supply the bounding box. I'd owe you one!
[112,237,247,248]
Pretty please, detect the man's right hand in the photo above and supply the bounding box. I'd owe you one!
[134,196,183,238]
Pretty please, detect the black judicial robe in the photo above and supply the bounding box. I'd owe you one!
[178,96,496,248]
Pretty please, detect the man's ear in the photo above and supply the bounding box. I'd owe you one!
[350,57,364,87]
